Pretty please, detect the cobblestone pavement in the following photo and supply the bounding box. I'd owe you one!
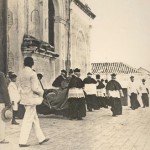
[1,106,150,150]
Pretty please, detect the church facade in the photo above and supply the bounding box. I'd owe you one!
[1,0,95,88]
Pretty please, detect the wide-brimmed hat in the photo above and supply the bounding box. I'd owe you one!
[9,73,17,79]
[61,70,67,74]
[87,72,92,75]
[111,73,116,77]
[1,107,13,122]
[74,68,80,73]
[130,76,134,79]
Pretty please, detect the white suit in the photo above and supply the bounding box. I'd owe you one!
[19,67,45,145]
[8,82,20,111]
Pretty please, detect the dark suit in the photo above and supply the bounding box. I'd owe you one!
[52,75,65,88]
[0,72,11,105]
[0,71,11,142]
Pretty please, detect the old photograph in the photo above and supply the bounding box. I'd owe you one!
[0,0,150,150]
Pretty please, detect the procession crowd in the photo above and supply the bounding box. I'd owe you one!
[0,56,149,148]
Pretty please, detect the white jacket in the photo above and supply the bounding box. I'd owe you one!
[8,82,20,103]
[19,67,44,105]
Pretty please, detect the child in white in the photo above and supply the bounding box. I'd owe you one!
[8,73,20,125]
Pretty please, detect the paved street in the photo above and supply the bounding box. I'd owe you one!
[1,106,150,150]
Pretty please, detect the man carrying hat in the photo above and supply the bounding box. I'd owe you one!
[8,73,20,125]
[0,71,11,144]
[128,76,140,110]
[68,68,86,120]
[106,73,124,117]
[19,57,49,147]
[139,79,149,108]
[83,72,98,111]
[52,70,67,88]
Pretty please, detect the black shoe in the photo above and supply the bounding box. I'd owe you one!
[12,121,19,125]
[0,139,9,144]
[77,117,83,120]
[39,138,49,145]
[112,114,117,117]
[19,144,30,147]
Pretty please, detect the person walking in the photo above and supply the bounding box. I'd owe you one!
[8,73,20,125]
[52,70,67,88]
[0,71,11,144]
[68,68,86,120]
[128,76,140,110]
[19,57,49,147]
[83,72,98,111]
[96,75,106,108]
[106,73,124,117]
[140,79,149,108]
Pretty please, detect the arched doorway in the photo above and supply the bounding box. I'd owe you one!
[76,31,87,78]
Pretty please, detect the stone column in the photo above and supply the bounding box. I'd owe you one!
[54,16,67,76]
[0,0,7,73]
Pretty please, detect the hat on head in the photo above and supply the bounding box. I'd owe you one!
[69,69,73,74]
[9,73,17,79]
[101,79,104,82]
[87,72,92,75]
[130,76,134,78]
[61,70,67,74]
[74,68,80,73]
[8,71,14,75]
[1,107,13,122]
[142,79,145,82]
[96,74,100,79]
[111,73,116,77]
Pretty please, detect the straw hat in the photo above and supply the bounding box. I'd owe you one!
[1,107,13,122]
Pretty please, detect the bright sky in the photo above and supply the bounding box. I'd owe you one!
[84,0,150,70]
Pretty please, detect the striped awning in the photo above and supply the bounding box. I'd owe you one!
[91,62,139,74]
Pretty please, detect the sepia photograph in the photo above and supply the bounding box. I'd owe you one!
[0,0,150,149]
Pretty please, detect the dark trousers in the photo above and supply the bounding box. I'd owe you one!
[110,97,122,116]
[141,93,149,107]
[86,95,99,111]
[68,98,86,119]
[12,110,18,122]
[130,93,140,109]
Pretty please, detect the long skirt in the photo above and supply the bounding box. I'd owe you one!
[68,98,86,118]
[141,93,149,107]
[130,93,140,109]
[110,97,122,115]
[97,96,108,108]
[86,95,99,111]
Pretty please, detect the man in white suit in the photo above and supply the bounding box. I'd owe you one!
[19,57,49,147]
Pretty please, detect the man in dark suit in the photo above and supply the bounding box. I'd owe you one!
[0,71,11,144]
[52,70,67,88]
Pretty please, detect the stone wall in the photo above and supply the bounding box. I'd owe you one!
[70,2,92,79]
[7,0,94,87]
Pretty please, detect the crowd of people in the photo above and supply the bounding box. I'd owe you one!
[52,66,149,120]
[0,56,149,147]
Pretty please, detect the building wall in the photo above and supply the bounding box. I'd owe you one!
[70,2,92,79]
[7,0,93,87]
[7,0,67,88]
